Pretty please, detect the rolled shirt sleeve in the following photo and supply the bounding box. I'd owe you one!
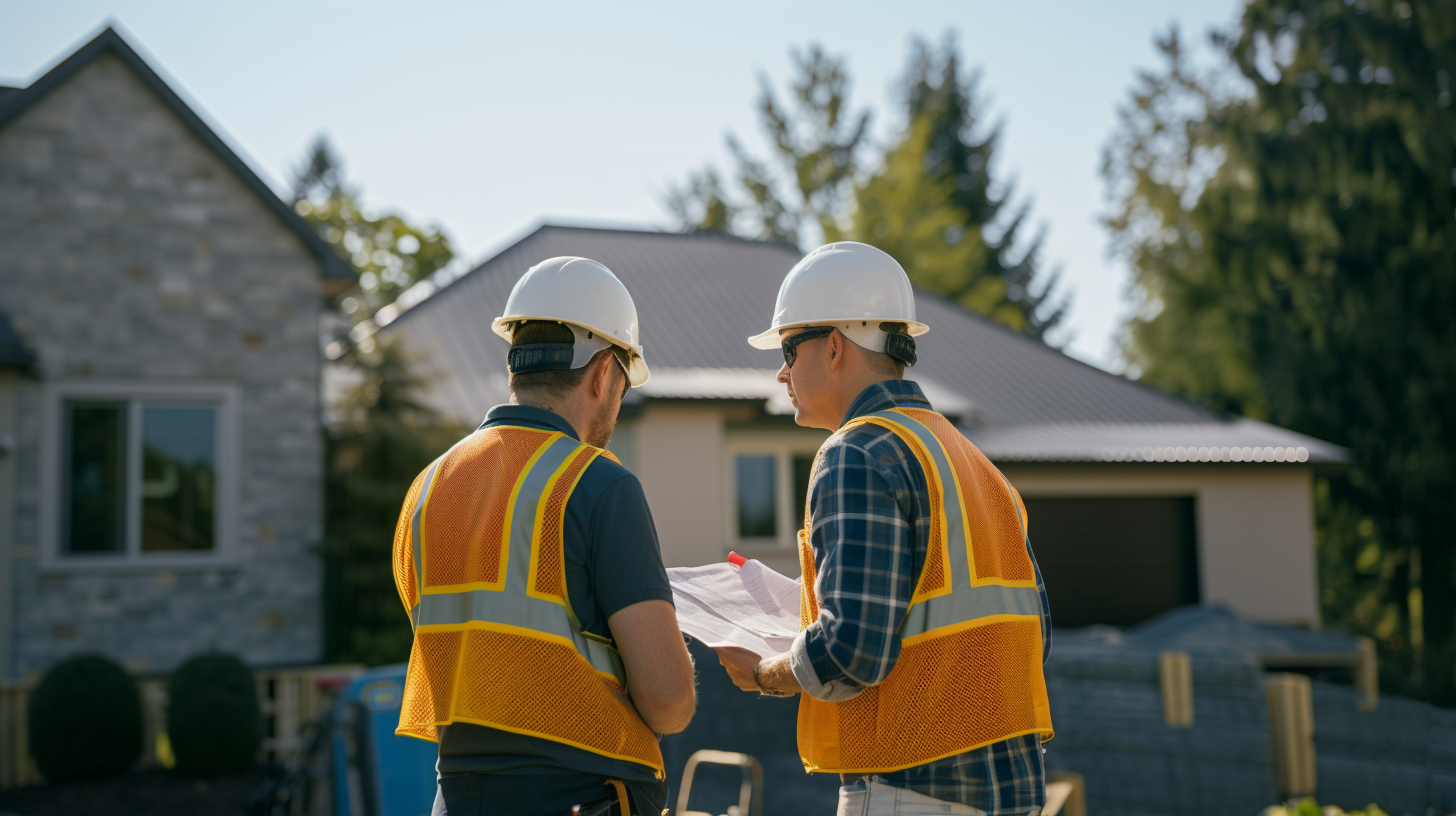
[792,437,919,702]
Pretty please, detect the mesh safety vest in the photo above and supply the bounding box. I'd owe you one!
[391,424,664,778]
[797,407,1054,774]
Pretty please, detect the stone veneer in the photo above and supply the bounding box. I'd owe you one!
[0,52,324,677]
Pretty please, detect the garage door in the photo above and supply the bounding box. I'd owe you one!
[1020,497,1199,628]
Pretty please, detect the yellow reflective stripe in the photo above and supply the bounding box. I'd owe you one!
[527,445,601,611]
[900,586,1044,641]
[421,431,564,595]
[413,608,626,686]
[874,409,1036,590]
[411,454,445,603]
[901,612,1043,647]
[844,414,955,604]
[883,408,985,588]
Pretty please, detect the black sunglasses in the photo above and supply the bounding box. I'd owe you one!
[781,326,835,368]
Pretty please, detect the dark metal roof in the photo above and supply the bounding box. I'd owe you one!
[0,310,35,369]
[381,224,1347,463]
[0,27,353,282]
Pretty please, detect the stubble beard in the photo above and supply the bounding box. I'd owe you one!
[584,400,616,449]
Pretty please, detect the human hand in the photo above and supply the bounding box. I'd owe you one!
[713,646,762,692]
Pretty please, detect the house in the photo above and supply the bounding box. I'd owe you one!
[375,224,1347,629]
[0,29,352,680]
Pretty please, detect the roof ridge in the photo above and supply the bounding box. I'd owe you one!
[378,220,796,335]
[0,26,353,281]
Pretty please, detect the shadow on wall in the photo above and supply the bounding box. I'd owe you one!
[661,640,839,815]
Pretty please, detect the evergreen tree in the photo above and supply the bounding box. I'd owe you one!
[291,136,455,321]
[856,35,1064,338]
[669,46,871,246]
[1105,5,1456,702]
[667,37,1064,340]
[323,337,466,664]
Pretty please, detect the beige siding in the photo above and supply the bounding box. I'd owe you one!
[1002,466,1319,625]
[632,405,726,568]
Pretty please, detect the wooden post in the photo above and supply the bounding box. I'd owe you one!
[1159,651,1194,727]
[1355,636,1379,711]
[1264,673,1316,797]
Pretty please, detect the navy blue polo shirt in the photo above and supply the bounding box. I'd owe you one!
[435,405,674,811]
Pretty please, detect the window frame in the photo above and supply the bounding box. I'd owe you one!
[724,432,826,551]
[40,381,240,569]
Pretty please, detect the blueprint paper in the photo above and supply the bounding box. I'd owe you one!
[667,559,802,657]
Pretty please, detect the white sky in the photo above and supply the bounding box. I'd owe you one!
[1,0,1242,369]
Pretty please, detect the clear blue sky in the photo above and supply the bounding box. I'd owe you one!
[1,1,1241,369]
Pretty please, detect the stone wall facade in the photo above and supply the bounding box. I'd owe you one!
[0,53,324,677]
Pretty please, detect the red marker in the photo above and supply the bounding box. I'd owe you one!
[727,551,747,568]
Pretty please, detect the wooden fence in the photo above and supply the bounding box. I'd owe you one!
[0,663,361,790]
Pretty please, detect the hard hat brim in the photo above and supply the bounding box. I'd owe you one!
[493,315,650,387]
[747,319,930,350]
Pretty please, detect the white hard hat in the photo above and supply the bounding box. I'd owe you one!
[491,256,650,387]
[747,242,929,353]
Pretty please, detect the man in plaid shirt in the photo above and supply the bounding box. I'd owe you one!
[716,242,1053,815]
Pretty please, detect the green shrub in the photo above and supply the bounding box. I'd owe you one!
[27,654,143,781]
[166,653,261,777]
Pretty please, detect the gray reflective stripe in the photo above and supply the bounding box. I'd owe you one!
[900,583,1044,640]
[410,456,445,629]
[857,411,1039,640]
[859,410,971,590]
[411,433,626,682]
[416,587,576,639]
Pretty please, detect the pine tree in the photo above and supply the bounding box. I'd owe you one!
[666,37,1064,341]
[323,338,466,664]
[855,35,1064,338]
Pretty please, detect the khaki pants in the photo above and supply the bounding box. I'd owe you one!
[836,780,996,816]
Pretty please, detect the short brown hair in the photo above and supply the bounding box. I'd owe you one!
[508,321,628,404]
[858,322,909,378]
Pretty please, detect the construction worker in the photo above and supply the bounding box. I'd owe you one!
[714,242,1054,815]
[391,257,696,816]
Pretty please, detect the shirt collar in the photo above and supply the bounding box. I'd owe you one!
[841,379,932,428]
[480,404,580,440]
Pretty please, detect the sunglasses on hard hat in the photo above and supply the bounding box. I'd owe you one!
[781,326,835,368]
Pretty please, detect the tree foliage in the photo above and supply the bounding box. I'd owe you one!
[323,337,466,665]
[292,136,455,321]
[855,35,1064,338]
[1104,3,1456,701]
[669,37,1063,340]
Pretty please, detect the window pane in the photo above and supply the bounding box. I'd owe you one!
[63,402,128,554]
[141,405,216,552]
[793,454,815,522]
[735,455,777,539]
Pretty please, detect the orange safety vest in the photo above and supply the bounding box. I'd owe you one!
[797,407,1054,774]
[391,424,664,778]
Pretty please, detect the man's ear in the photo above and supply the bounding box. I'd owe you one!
[591,351,612,400]
[827,329,846,370]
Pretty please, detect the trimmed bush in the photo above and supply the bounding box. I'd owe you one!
[28,653,143,781]
[166,653,261,777]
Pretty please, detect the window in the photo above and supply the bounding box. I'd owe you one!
[43,384,236,565]
[726,436,828,547]
[735,455,777,539]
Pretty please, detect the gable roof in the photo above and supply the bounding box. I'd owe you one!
[379,224,1347,465]
[0,27,353,283]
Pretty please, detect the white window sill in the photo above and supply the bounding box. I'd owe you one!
[38,552,240,574]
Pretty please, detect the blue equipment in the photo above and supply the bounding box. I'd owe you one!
[330,664,438,816]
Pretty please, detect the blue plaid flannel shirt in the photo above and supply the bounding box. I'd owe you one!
[786,380,1053,812]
